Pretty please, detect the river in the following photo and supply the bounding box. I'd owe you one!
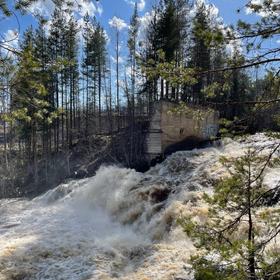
[0,134,279,280]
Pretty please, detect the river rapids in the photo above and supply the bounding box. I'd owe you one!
[0,134,279,280]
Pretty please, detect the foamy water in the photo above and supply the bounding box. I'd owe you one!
[0,134,279,280]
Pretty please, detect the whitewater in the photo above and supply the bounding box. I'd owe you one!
[0,134,279,280]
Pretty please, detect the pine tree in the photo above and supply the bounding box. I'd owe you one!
[20,26,35,51]
[82,13,95,138]
[144,5,161,105]
[91,23,107,133]
[34,19,53,160]
[0,52,14,170]
[9,46,59,183]
[65,15,79,146]
[128,2,139,116]
[155,0,179,99]
[143,0,191,102]
[48,5,66,150]
[82,15,107,134]
[0,0,11,16]
[125,2,140,165]
[109,15,129,129]
[190,1,211,104]
[180,145,280,280]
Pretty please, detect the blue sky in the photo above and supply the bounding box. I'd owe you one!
[1,0,279,70]
[1,0,278,103]
[0,0,262,42]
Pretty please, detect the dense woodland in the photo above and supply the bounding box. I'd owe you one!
[0,1,280,280]
[0,0,279,196]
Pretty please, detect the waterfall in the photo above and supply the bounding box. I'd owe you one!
[0,134,279,280]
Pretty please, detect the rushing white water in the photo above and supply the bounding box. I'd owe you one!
[0,134,279,280]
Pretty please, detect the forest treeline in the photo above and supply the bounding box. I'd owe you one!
[0,0,279,196]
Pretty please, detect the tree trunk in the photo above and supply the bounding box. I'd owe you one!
[247,161,257,280]
[116,30,120,131]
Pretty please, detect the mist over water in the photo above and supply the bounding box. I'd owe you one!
[0,134,279,280]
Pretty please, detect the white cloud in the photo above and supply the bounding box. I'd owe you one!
[1,29,19,57]
[138,11,153,30]
[28,0,103,40]
[77,17,110,49]
[74,0,102,17]
[246,0,279,17]
[111,55,125,64]
[192,0,222,27]
[191,0,244,57]
[138,9,159,37]
[28,0,55,17]
[125,0,146,12]
[138,0,146,11]
[136,9,158,49]
[103,30,111,45]
[219,25,243,57]
[28,0,102,18]
[109,16,128,31]
[125,65,132,77]
[3,30,18,46]
[226,41,243,57]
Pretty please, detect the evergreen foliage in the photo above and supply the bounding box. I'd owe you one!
[180,145,280,280]
[0,0,279,202]
[0,0,11,16]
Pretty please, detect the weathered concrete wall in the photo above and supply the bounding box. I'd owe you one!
[146,100,219,161]
[146,104,162,155]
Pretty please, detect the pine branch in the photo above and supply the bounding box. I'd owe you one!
[200,58,280,74]
[206,99,280,106]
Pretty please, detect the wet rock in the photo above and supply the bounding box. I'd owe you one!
[74,169,88,179]
[187,184,200,191]
[151,202,165,214]
[150,187,171,203]
[260,187,280,206]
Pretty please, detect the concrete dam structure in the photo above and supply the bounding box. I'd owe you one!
[145,100,219,162]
